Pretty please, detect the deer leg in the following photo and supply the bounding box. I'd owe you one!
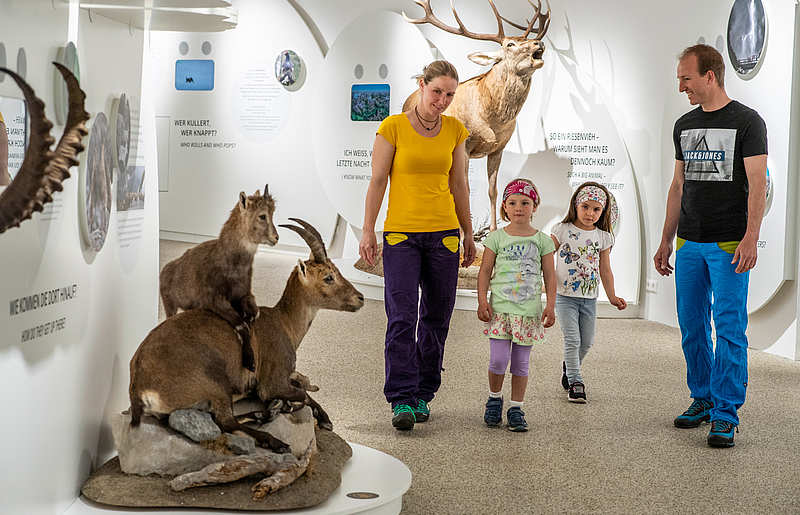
[305,394,333,431]
[487,151,503,231]
[210,397,290,454]
[212,295,256,372]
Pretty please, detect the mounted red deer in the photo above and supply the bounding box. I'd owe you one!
[403,0,550,231]
[0,63,89,233]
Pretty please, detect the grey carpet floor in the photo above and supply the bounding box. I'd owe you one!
[159,240,800,514]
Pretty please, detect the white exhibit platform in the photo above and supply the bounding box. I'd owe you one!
[64,442,411,515]
[336,256,481,312]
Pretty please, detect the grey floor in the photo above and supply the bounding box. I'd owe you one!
[159,240,800,514]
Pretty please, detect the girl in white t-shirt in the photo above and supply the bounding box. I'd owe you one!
[551,182,627,403]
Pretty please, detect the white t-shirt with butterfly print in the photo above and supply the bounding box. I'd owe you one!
[551,222,613,299]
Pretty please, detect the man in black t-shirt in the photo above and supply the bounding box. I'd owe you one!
[654,44,767,449]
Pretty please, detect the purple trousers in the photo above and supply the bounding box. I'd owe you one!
[382,229,460,408]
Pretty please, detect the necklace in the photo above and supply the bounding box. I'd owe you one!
[414,106,439,131]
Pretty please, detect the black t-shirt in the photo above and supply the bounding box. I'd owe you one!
[672,100,767,242]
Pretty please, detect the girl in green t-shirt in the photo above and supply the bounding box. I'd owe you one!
[477,178,556,432]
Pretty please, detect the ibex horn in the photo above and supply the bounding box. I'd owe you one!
[287,217,326,256]
[0,62,89,233]
[279,220,326,262]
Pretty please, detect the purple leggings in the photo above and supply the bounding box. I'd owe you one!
[488,338,532,377]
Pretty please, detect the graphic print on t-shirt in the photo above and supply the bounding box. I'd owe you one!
[499,241,542,303]
[680,128,736,181]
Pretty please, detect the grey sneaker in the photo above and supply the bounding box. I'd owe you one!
[506,406,528,432]
[568,382,587,403]
[484,396,503,427]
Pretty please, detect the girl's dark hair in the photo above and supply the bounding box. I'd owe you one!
[561,181,613,233]
[500,178,540,222]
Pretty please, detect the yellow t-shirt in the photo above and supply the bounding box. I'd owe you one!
[0,112,4,124]
[377,113,469,232]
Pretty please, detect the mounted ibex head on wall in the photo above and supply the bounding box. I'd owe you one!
[403,0,550,232]
[0,63,89,233]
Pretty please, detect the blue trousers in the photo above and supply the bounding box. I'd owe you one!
[382,229,460,408]
[675,239,749,425]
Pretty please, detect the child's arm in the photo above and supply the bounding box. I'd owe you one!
[551,234,560,250]
[599,248,627,310]
[477,247,496,322]
[541,251,556,327]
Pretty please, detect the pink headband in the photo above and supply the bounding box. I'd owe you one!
[503,180,538,203]
[575,185,607,208]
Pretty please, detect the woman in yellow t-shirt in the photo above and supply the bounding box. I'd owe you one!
[359,60,476,431]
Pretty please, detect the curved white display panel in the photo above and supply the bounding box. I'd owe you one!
[311,10,434,229]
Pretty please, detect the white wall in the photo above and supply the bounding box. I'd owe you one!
[0,3,159,513]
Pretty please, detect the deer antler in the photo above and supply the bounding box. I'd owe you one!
[498,0,551,40]
[403,0,508,44]
[0,62,89,233]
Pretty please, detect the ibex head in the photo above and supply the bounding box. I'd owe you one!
[280,218,365,313]
[0,63,89,233]
[236,183,278,246]
[404,0,550,78]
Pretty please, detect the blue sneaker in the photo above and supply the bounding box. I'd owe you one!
[484,397,503,427]
[674,399,713,428]
[391,404,415,431]
[506,406,528,432]
[707,420,737,448]
[414,399,430,423]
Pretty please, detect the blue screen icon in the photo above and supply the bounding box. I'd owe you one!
[175,60,214,91]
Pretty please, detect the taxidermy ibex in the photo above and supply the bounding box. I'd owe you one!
[0,63,89,233]
[130,218,364,453]
[159,187,278,372]
[403,0,551,231]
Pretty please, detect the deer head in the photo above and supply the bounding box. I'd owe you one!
[0,63,89,233]
[404,0,550,78]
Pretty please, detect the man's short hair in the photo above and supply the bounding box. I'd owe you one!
[680,44,725,89]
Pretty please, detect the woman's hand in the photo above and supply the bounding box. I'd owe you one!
[359,231,378,266]
[477,299,492,322]
[541,306,556,328]
[461,237,476,267]
[610,296,627,310]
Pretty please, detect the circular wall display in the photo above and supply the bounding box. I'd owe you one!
[111,93,131,175]
[727,0,767,79]
[274,49,306,91]
[81,113,113,252]
[54,42,80,125]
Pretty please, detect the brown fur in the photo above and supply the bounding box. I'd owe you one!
[130,223,364,453]
[403,1,550,230]
[159,186,278,370]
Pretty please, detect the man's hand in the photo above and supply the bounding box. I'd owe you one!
[653,241,674,276]
[461,237,476,268]
[732,235,758,273]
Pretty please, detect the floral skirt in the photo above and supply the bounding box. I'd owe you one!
[483,312,546,346]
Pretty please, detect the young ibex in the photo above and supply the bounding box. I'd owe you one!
[159,187,278,371]
[130,218,364,453]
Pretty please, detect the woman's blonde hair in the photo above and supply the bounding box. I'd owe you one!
[414,60,459,84]
[500,178,540,222]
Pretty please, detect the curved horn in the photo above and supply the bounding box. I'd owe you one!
[0,62,89,233]
[279,223,327,263]
[287,217,326,258]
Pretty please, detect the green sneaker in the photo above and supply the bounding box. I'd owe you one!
[414,399,430,422]
[392,404,415,430]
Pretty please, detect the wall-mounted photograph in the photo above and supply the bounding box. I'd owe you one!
[727,0,767,79]
[0,96,27,186]
[82,112,113,252]
[175,59,215,91]
[274,49,306,90]
[112,93,131,176]
[350,84,389,122]
[117,165,145,212]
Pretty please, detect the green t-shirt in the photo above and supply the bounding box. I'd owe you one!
[483,228,555,317]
